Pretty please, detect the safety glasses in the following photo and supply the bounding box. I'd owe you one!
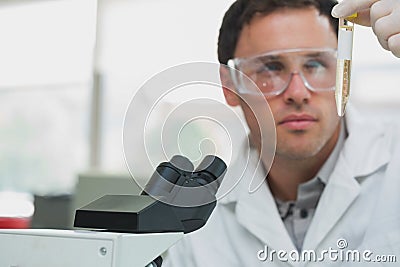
[227,48,337,97]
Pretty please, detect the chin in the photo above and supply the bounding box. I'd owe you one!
[276,142,325,160]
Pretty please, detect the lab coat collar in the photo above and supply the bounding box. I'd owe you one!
[217,141,299,256]
[341,105,391,178]
[235,181,300,262]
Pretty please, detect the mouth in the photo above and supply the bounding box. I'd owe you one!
[278,114,318,130]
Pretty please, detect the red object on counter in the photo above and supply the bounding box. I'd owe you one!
[0,217,31,229]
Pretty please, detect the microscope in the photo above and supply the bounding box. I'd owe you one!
[0,155,226,267]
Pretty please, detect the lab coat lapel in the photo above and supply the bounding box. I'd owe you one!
[302,154,360,251]
[235,180,298,261]
[219,143,297,259]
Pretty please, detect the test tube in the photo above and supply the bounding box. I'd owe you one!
[335,17,355,117]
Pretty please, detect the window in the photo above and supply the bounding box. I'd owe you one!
[0,0,96,194]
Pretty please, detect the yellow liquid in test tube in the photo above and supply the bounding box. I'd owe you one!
[335,17,355,117]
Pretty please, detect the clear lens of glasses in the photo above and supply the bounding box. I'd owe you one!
[228,48,337,96]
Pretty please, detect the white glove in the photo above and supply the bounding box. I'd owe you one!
[332,0,400,58]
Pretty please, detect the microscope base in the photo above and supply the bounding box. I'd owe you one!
[0,229,183,267]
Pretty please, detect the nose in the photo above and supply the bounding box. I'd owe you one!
[281,72,311,105]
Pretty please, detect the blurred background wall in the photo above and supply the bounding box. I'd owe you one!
[0,0,399,229]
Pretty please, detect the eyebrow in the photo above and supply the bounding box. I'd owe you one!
[258,55,282,61]
[261,52,324,60]
[307,52,323,56]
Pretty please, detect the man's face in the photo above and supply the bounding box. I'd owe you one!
[226,8,340,160]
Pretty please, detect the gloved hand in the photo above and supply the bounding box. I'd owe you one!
[332,0,400,58]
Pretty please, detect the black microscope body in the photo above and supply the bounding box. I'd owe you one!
[74,155,227,234]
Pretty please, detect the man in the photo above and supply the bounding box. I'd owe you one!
[164,0,400,266]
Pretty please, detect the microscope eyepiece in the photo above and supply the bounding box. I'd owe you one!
[170,155,194,172]
[195,155,227,185]
[142,155,227,203]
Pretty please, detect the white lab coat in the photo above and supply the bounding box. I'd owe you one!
[163,107,400,266]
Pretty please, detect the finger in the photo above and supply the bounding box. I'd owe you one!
[373,13,400,51]
[370,0,394,28]
[388,33,400,58]
[332,0,379,18]
[346,9,372,26]
[376,34,390,51]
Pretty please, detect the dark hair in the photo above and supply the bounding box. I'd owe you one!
[217,0,338,64]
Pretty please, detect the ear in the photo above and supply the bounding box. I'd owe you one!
[219,65,241,107]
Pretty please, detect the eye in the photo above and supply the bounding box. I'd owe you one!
[257,61,284,73]
[304,59,326,71]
